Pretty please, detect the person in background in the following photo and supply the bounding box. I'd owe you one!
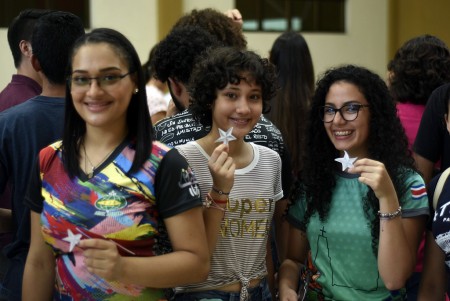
[387,34,450,301]
[174,46,281,301]
[142,43,169,124]
[151,26,221,120]
[418,90,450,300]
[267,30,315,272]
[23,27,209,301]
[388,34,450,150]
[268,31,314,177]
[0,9,49,283]
[278,65,428,300]
[161,7,247,117]
[0,9,50,111]
[0,11,85,300]
[414,83,450,185]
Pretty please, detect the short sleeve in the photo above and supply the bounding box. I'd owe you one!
[155,148,202,218]
[400,171,430,218]
[274,152,284,201]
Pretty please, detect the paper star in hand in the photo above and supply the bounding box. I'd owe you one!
[215,127,236,145]
[63,229,82,252]
[335,150,357,171]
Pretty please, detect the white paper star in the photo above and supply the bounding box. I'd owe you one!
[63,229,82,252]
[335,150,357,171]
[215,127,236,145]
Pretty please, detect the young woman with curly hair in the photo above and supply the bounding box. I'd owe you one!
[278,65,429,301]
[174,47,282,301]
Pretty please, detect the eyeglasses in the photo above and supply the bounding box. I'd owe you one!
[320,103,369,123]
[68,72,131,92]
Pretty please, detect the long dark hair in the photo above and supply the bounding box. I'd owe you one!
[63,28,152,178]
[268,31,315,174]
[298,65,415,254]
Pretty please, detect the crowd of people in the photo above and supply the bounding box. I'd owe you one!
[0,6,449,301]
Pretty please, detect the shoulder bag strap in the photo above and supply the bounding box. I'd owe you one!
[433,167,450,210]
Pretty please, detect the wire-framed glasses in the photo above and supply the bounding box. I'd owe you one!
[68,72,132,93]
[320,103,370,123]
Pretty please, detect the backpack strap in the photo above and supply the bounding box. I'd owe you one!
[433,167,450,210]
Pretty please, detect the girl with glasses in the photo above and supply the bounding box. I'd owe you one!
[23,28,209,301]
[278,65,429,301]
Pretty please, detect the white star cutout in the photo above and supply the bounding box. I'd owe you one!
[215,127,236,145]
[335,150,357,171]
[63,229,82,252]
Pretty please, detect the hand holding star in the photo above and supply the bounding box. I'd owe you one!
[215,127,236,145]
[63,229,82,252]
[335,150,357,171]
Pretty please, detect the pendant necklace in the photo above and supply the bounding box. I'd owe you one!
[83,143,117,179]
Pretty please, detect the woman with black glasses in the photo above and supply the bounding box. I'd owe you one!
[278,65,429,301]
[23,28,210,301]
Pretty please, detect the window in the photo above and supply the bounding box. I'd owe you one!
[236,0,345,33]
[0,0,90,28]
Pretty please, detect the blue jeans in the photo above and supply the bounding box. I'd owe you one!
[173,278,272,301]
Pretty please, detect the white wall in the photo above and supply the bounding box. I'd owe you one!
[0,0,159,90]
[89,0,158,65]
[0,0,388,89]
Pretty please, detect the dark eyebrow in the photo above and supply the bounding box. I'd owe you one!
[324,100,363,107]
[72,67,122,74]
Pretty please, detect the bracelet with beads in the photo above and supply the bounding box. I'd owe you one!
[211,186,230,196]
[378,206,402,220]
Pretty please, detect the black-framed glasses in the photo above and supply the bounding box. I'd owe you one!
[68,72,132,92]
[320,103,370,123]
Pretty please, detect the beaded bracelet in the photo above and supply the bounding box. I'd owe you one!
[211,186,230,196]
[378,206,402,220]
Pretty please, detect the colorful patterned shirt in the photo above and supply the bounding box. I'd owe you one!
[26,140,201,301]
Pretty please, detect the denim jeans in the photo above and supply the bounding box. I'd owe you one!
[173,278,272,301]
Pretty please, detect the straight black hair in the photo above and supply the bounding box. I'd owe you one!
[63,28,152,178]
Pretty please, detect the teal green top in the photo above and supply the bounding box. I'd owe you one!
[288,170,429,301]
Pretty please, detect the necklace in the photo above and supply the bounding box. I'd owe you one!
[83,142,118,179]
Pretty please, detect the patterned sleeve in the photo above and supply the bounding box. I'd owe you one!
[155,148,202,218]
[400,170,430,218]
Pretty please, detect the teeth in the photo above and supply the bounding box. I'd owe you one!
[335,131,351,136]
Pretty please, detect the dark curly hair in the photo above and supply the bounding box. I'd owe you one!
[151,26,222,85]
[173,8,247,50]
[388,34,450,105]
[188,47,277,127]
[296,65,416,255]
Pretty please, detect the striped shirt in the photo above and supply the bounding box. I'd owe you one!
[175,142,283,293]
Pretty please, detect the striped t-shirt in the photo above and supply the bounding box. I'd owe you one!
[175,141,283,293]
